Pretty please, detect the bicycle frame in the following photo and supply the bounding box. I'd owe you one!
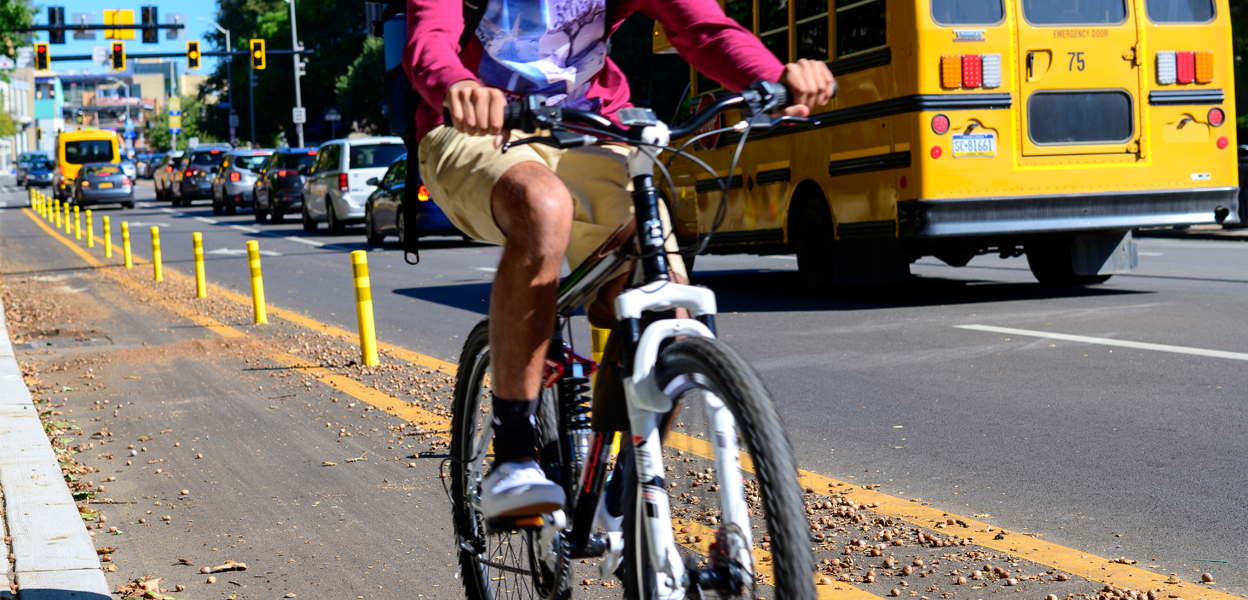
[540,119,754,596]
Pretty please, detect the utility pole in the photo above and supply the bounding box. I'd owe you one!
[199,18,235,145]
[287,0,305,148]
[248,61,256,146]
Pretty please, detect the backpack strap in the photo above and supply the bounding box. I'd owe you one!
[459,0,487,52]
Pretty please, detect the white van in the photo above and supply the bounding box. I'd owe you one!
[302,136,405,234]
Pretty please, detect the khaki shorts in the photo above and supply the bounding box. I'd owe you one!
[417,125,686,279]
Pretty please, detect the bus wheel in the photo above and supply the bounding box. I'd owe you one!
[1025,239,1112,286]
[794,200,838,293]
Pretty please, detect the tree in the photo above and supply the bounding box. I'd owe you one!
[335,36,386,135]
[204,0,369,147]
[0,0,34,61]
[146,94,220,151]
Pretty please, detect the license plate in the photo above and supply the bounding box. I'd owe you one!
[952,132,996,158]
[99,182,113,189]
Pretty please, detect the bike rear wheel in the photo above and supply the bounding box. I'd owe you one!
[623,336,814,600]
[450,319,569,600]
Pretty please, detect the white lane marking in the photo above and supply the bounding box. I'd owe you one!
[127,221,170,228]
[765,255,797,260]
[159,208,178,213]
[194,217,219,224]
[207,248,281,257]
[1137,252,1163,256]
[957,324,1248,362]
[286,236,325,247]
[476,267,497,273]
[231,225,261,233]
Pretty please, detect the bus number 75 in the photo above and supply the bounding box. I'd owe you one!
[1068,52,1086,71]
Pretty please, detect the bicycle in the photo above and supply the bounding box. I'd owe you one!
[447,81,817,600]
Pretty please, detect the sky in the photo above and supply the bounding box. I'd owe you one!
[31,1,231,76]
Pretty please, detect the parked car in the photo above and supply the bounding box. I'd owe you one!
[72,162,134,208]
[15,151,52,185]
[153,151,184,201]
[254,147,317,224]
[171,145,231,207]
[23,158,55,188]
[303,137,405,234]
[211,149,273,215]
[364,154,459,246]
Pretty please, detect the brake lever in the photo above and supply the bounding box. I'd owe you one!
[500,129,601,153]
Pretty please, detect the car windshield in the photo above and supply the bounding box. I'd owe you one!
[348,144,405,169]
[30,160,51,170]
[64,140,115,164]
[84,165,121,177]
[284,153,317,169]
[190,152,226,167]
[235,155,270,170]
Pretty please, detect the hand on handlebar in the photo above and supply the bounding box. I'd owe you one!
[775,59,837,118]
[443,80,511,148]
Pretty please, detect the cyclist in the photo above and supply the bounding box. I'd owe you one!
[403,0,835,520]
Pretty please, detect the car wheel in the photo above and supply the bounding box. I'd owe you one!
[302,203,317,232]
[123,200,135,209]
[212,198,223,215]
[327,198,345,235]
[270,208,284,224]
[225,199,237,215]
[365,206,385,245]
[397,210,407,248]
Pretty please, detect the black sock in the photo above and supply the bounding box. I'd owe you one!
[492,396,540,464]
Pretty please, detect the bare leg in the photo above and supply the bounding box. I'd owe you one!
[489,161,573,411]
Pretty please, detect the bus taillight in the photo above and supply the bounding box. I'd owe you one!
[931,114,950,135]
[1208,108,1225,127]
[1157,51,1212,85]
[942,54,1001,89]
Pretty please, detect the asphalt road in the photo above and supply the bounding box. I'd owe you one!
[4,178,1247,595]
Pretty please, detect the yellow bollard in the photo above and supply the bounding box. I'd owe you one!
[65,203,72,234]
[246,240,268,324]
[86,210,94,247]
[73,205,81,240]
[54,199,62,229]
[104,216,112,258]
[122,222,132,268]
[192,233,206,298]
[150,226,163,281]
[351,250,380,366]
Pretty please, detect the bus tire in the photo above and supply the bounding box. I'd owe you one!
[1025,239,1113,286]
[794,199,838,293]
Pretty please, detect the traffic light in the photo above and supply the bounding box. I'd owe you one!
[187,40,200,69]
[250,39,266,70]
[141,6,159,44]
[111,42,125,70]
[34,43,50,70]
[48,7,66,44]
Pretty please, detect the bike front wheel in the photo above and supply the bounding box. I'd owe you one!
[623,336,815,600]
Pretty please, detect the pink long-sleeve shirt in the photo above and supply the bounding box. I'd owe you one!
[402,0,785,142]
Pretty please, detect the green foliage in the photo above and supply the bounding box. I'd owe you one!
[0,0,35,60]
[204,0,369,146]
[147,94,221,151]
[0,107,15,137]
[335,36,386,135]
[609,13,693,124]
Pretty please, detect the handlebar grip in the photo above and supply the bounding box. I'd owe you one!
[502,102,525,131]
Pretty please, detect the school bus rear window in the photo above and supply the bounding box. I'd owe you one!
[836,0,887,57]
[1022,0,1127,25]
[932,0,1004,25]
[1028,91,1134,145]
[1146,0,1214,22]
[796,0,829,61]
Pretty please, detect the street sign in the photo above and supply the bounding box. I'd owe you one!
[168,96,182,134]
[323,107,342,122]
[92,46,109,66]
[188,137,199,148]
[15,47,32,69]
[229,114,239,128]
[0,56,12,69]
[72,13,97,40]
[292,107,306,124]
[165,14,186,40]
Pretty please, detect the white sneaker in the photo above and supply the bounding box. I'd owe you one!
[480,460,565,518]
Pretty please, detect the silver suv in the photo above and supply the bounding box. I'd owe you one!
[212,150,273,215]
[302,137,405,234]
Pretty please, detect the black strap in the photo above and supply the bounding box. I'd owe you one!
[459,0,487,52]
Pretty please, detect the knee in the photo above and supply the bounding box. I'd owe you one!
[493,163,572,247]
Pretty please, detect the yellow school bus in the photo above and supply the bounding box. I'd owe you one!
[658,0,1238,287]
[54,129,122,200]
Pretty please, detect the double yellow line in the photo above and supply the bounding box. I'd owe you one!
[20,207,1241,600]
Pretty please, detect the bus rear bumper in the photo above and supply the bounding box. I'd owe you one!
[901,187,1240,237]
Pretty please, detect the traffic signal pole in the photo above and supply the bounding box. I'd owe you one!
[249,61,256,146]
[288,0,305,148]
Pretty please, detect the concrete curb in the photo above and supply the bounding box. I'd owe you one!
[0,202,109,598]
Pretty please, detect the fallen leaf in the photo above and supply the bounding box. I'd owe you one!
[176,558,194,566]
[321,461,337,466]
[205,560,248,573]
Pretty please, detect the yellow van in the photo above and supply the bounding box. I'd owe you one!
[54,129,121,200]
